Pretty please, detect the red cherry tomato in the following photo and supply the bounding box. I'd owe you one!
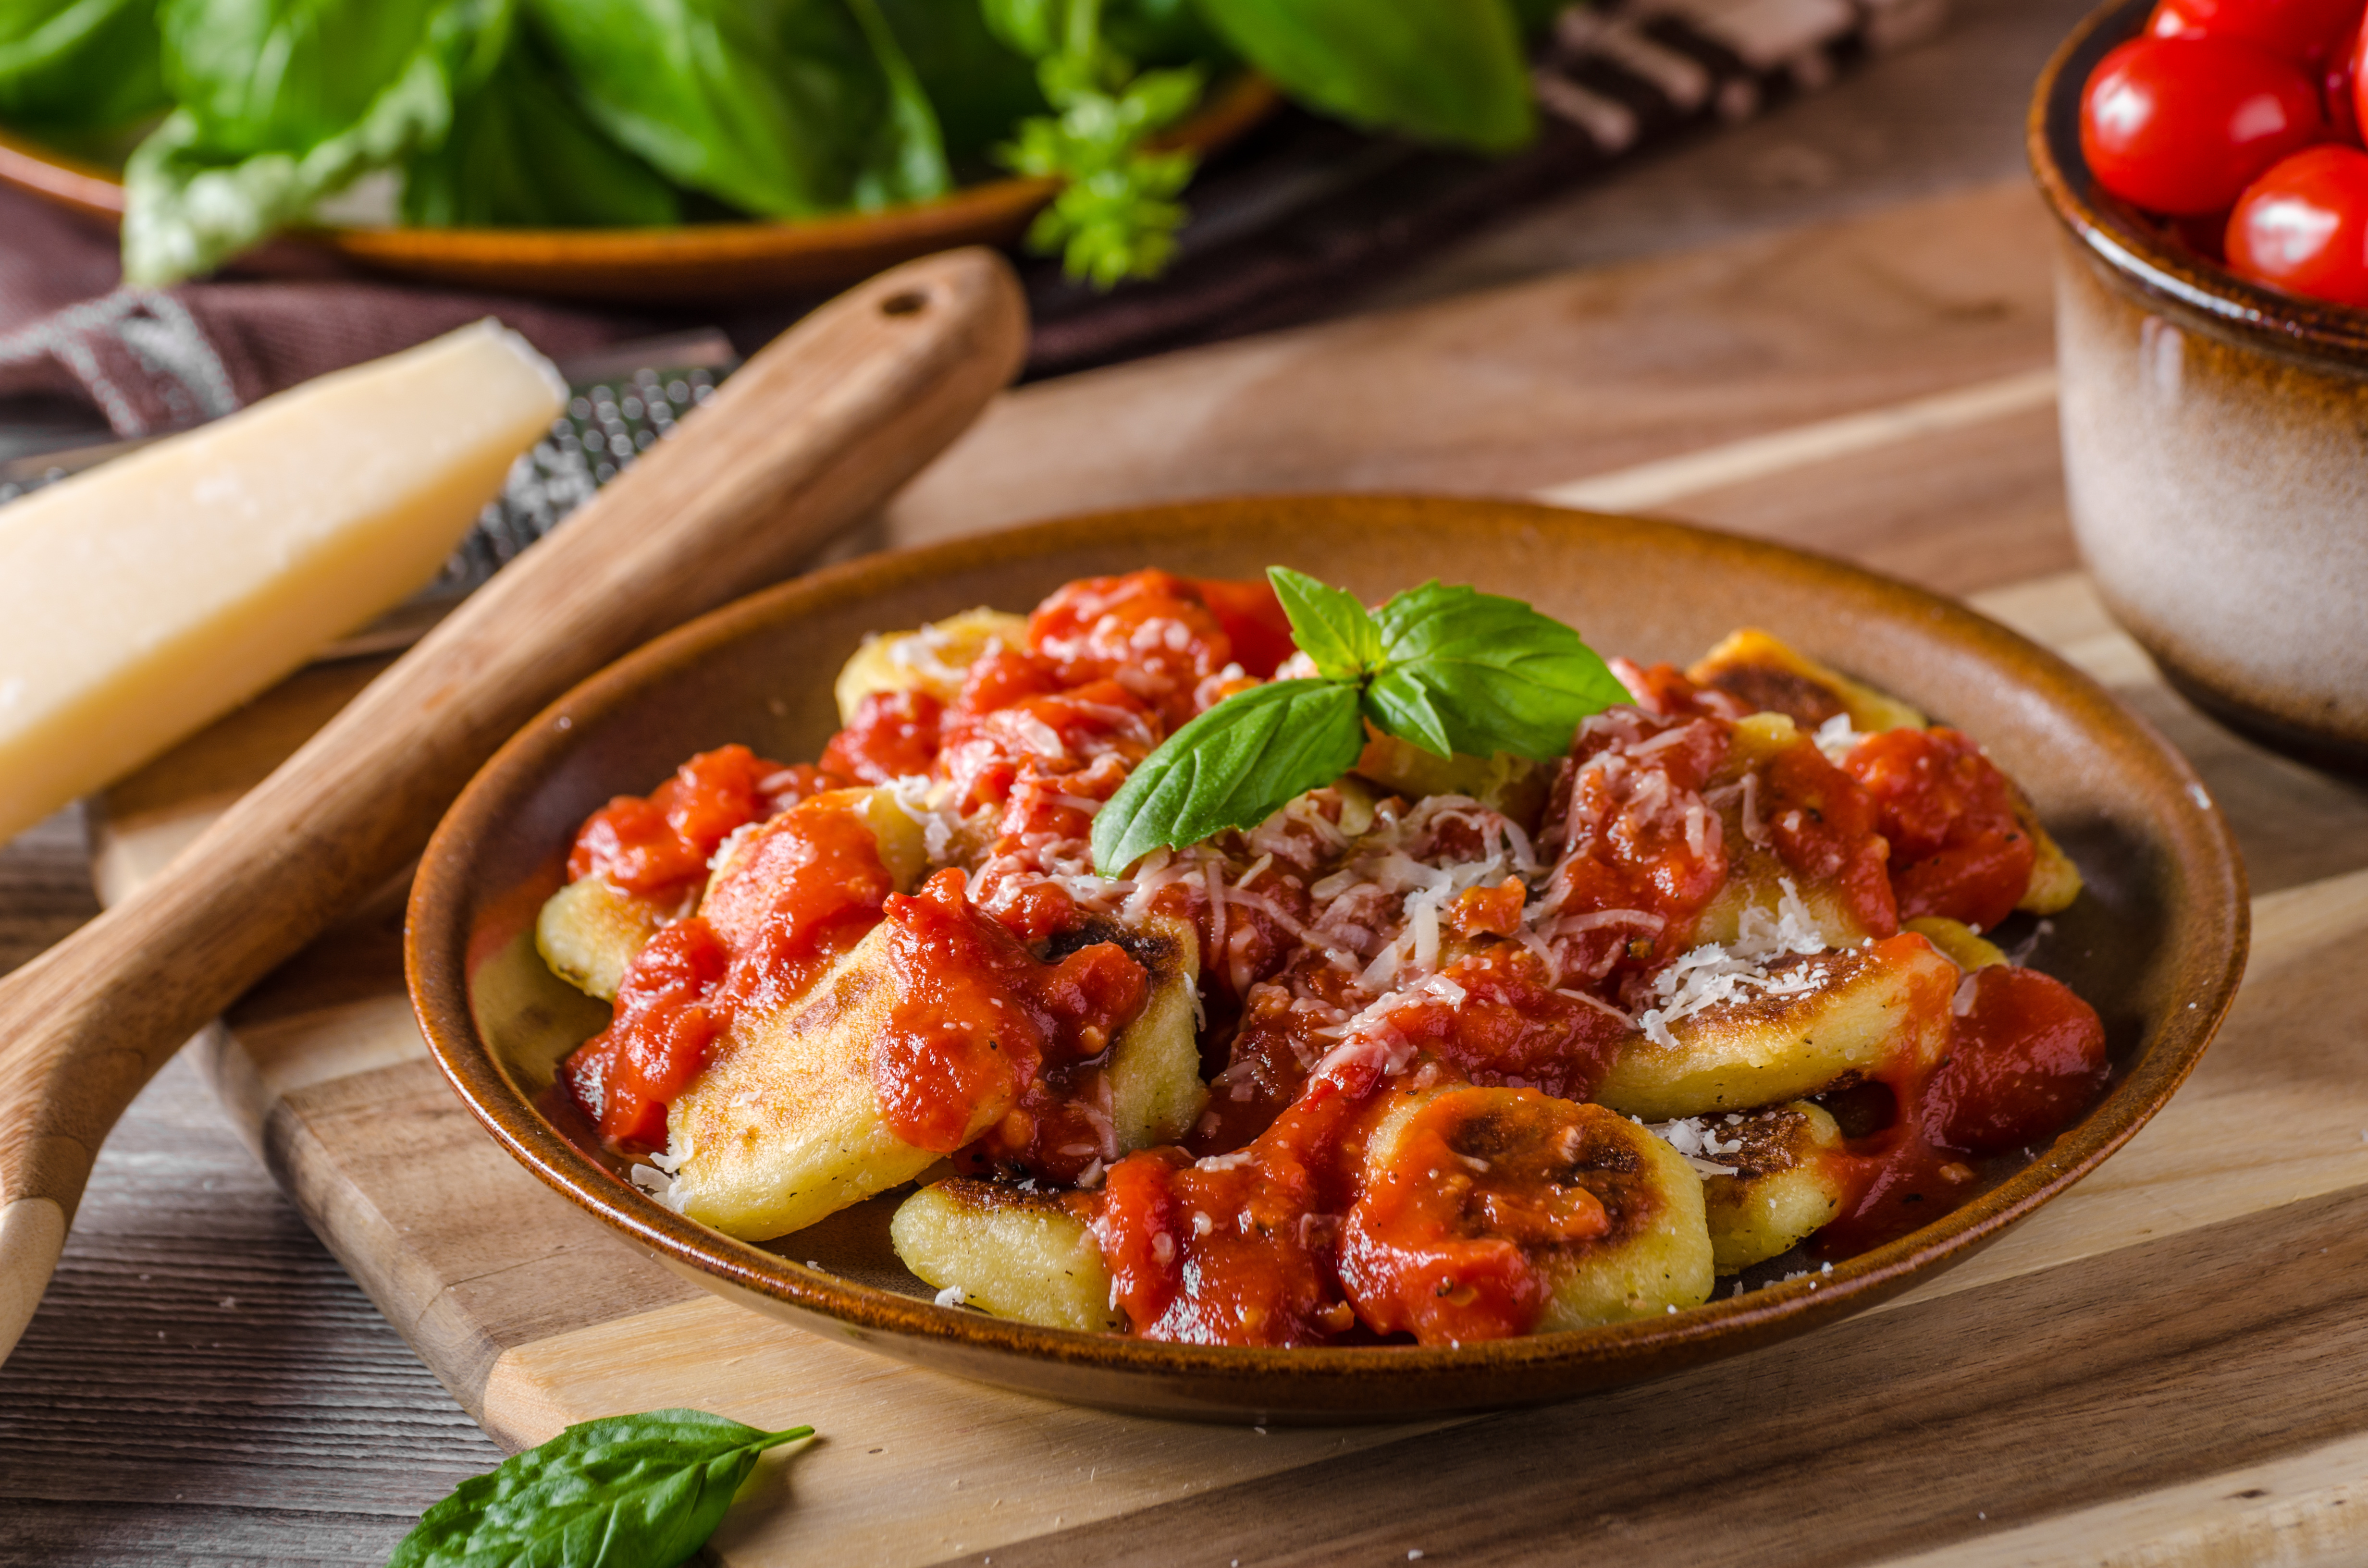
[2149,0,2366,66]
[2083,35,2327,215]
[2226,144,2368,303]
[2328,51,2361,142]
[2351,10,2368,140]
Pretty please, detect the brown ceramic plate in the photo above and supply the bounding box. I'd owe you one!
[406,496,2247,1421]
[0,77,1272,305]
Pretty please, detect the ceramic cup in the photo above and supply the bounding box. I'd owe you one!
[2031,0,2368,775]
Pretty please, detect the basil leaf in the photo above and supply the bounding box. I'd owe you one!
[993,0,1203,286]
[1092,678,1364,875]
[980,0,1057,58]
[526,0,947,220]
[402,22,683,228]
[842,0,953,209]
[124,0,511,283]
[876,0,1043,167]
[1362,667,1454,760]
[1191,0,1533,153]
[0,0,167,132]
[1267,565,1379,680]
[387,1408,813,1568]
[1369,580,1631,760]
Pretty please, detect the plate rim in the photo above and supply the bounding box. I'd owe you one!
[405,494,2250,1403]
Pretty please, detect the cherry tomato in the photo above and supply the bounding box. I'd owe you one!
[2351,9,2368,139]
[2083,35,2327,215]
[2328,49,2360,143]
[2149,0,2365,65]
[2226,144,2368,303]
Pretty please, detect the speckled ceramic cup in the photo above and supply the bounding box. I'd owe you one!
[2032,0,2368,774]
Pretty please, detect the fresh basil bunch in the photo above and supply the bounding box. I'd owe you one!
[0,0,1570,285]
[387,1408,814,1568]
[1091,567,1630,875]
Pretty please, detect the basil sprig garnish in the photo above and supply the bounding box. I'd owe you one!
[387,1409,814,1568]
[1091,567,1629,875]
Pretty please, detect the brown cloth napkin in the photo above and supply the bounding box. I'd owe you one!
[0,187,643,437]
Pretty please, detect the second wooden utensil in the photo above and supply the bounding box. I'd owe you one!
[0,246,1029,1364]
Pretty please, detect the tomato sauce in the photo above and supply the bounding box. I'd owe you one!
[1925,966,2109,1154]
[821,689,944,784]
[1755,731,1900,939]
[1094,1066,1370,1345]
[568,745,826,901]
[1542,707,1732,988]
[873,870,1148,1156]
[1842,727,2036,932]
[1340,1087,1617,1346]
[565,790,901,1150]
[1814,956,2108,1256]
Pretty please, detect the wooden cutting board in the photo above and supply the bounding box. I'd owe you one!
[89,179,2368,1567]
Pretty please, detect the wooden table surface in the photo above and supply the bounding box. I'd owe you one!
[0,0,2120,1559]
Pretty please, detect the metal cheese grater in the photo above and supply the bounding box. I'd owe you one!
[0,328,741,658]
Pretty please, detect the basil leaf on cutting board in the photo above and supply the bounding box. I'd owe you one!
[386,1409,814,1568]
[401,20,681,228]
[123,0,512,283]
[0,0,167,132]
[1192,0,1535,152]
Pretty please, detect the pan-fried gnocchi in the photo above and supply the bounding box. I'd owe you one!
[543,572,2108,1348]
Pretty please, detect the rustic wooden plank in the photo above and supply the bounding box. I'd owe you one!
[0,1498,431,1568]
[1359,0,2096,310]
[956,1181,2368,1568]
[0,1053,501,1555]
[885,181,2059,562]
[0,807,99,971]
[1664,400,2079,597]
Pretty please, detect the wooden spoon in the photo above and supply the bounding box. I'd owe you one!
[0,247,1028,1362]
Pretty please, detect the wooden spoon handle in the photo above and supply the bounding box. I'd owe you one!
[0,248,1027,1362]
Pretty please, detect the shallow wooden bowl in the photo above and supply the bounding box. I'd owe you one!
[0,76,1273,305]
[406,495,2247,1421]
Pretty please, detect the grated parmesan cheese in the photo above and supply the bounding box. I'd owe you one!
[1813,712,1863,762]
[1635,879,1833,1043]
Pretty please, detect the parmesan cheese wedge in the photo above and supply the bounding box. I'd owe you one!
[0,319,565,844]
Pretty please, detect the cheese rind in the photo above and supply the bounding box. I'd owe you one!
[0,320,565,843]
